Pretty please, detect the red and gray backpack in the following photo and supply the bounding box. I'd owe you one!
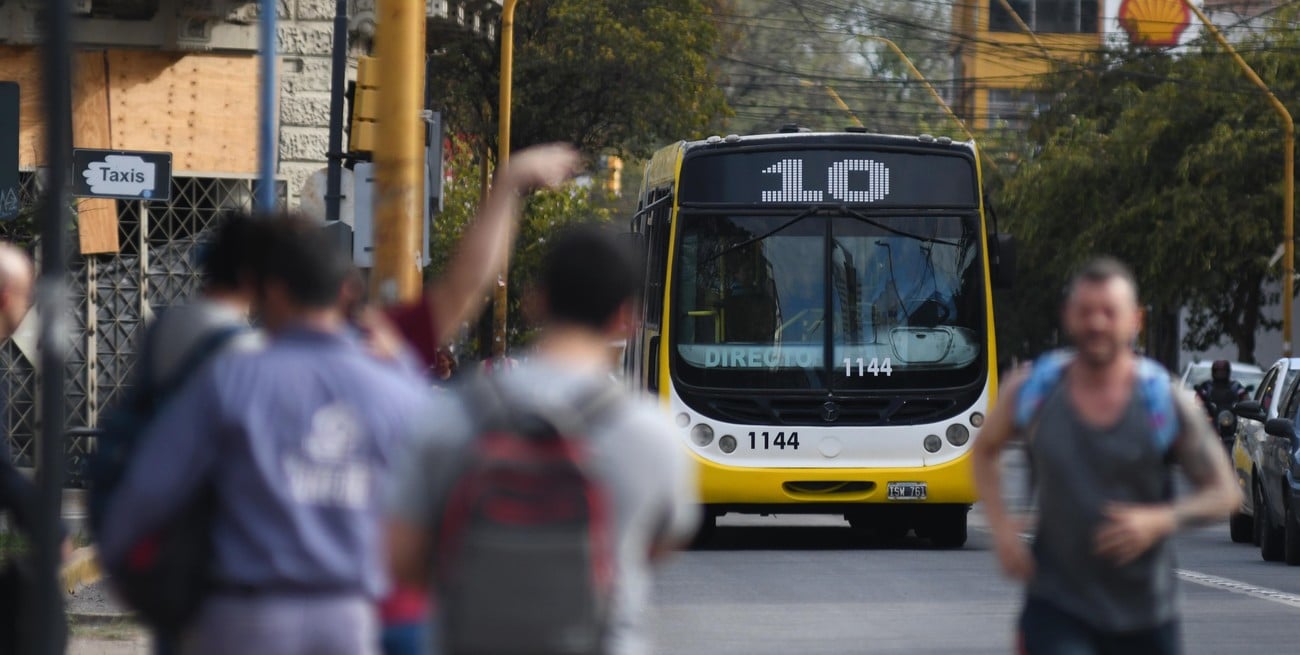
[434,377,621,655]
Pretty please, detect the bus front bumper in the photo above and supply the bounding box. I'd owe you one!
[694,450,976,509]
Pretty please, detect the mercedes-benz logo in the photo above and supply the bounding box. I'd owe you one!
[822,401,839,423]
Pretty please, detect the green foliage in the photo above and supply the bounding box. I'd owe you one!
[427,0,729,158]
[712,0,956,137]
[996,14,1300,364]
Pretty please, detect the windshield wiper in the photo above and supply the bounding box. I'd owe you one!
[703,205,826,264]
[837,206,962,248]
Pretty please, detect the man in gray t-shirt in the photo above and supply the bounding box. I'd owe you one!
[387,225,698,655]
[973,258,1240,655]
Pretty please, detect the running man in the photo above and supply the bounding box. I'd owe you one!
[972,257,1241,655]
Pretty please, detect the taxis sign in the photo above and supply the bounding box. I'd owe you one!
[73,149,172,201]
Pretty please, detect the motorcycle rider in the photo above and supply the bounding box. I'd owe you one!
[1194,360,1248,415]
[1195,360,1248,446]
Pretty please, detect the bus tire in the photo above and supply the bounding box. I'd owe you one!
[927,506,968,549]
[689,509,717,549]
[1229,512,1254,544]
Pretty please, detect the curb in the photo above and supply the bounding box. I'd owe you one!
[61,546,101,594]
[66,611,131,626]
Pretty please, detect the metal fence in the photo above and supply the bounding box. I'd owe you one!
[1,172,284,482]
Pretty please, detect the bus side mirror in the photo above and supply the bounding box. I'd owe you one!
[992,233,1016,290]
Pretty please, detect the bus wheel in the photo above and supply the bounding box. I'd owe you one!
[927,506,969,549]
[690,509,718,549]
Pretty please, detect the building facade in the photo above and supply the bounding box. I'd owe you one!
[0,0,498,474]
[951,0,1207,132]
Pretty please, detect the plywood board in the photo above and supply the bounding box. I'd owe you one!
[72,50,120,255]
[107,51,260,174]
[0,46,48,168]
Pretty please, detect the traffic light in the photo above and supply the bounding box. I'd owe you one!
[350,56,380,154]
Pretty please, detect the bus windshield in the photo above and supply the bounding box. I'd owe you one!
[672,212,986,391]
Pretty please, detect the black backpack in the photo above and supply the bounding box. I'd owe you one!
[435,377,621,655]
[87,323,246,634]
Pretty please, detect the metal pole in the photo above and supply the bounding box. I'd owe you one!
[862,35,998,173]
[34,1,72,653]
[492,0,519,359]
[992,0,1053,60]
[1182,0,1295,355]
[797,79,863,128]
[370,0,425,303]
[325,0,349,222]
[257,0,278,212]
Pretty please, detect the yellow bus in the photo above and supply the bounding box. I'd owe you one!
[626,129,1013,547]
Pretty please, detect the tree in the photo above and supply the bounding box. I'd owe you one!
[711,0,958,137]
[426,0,729,158]
[996,14,1300,365]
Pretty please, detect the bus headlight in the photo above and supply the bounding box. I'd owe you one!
[676,413,691,428]
[970,412,985,428]
[718,434,738,453]
[924,435,943,453]
[691,424,715,447]
[946,424,970,447]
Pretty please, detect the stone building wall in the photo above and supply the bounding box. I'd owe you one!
[277,0,355,203]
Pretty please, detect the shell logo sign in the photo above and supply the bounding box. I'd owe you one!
[1118,0,1193,47]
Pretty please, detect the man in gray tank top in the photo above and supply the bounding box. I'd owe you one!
[972,258,1241,655]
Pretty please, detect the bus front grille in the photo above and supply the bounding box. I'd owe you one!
[680,391,960,427]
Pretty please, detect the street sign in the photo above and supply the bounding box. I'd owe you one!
[0,82,19,221]
[72,148,172,201]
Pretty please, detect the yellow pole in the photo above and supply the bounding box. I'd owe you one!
[798,79,864,128]
[992,0,1053,60]
[371,0,426,303]
[862,35,998,173]
[1183,0,1294,355]
[492,0,519,359]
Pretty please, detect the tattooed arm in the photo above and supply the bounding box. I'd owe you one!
[1095,386,1242,564]
[1167,386,1243,527]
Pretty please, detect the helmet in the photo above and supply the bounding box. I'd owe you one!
[1211,359,1231,381]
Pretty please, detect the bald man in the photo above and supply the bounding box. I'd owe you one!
[0,242,37,537]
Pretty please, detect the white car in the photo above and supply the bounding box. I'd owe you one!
[1180,361,1265,394]
[1229,358,1300,544]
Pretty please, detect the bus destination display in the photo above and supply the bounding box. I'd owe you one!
[679,149,978,207]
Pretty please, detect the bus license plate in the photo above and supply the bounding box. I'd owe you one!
[887,482,927,501]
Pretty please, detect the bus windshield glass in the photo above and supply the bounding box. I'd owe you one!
[672,213,985,391]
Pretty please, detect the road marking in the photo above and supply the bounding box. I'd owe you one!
[974,523,1300,612]
[1176,569,1300,610]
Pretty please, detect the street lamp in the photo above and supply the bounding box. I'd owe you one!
[797,79,865,128]
[492,0,519,359]
[1181,0,1295,355]
[859,35,998,173]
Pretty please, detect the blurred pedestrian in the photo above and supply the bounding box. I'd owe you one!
[387,224,699,655]
[0,242,47,652]
[353,143,580,655]
[98,215,431,655]
[0,242,36,532]
[89,212,263,655]
[973,257,1241,655]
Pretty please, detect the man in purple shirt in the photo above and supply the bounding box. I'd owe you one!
[100,216,431,655]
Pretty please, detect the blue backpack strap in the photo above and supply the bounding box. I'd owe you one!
[1014,350,1074,431]
[1135,357,1179,454]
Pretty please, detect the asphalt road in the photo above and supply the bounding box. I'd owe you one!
[649,452,1300,655]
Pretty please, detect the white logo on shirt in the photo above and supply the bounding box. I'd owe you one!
[286,404,372,509]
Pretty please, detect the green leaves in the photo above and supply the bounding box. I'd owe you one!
[428,0,728,159]
[996,16,1300,364]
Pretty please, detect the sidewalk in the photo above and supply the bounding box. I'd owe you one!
[68,621,147,655]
